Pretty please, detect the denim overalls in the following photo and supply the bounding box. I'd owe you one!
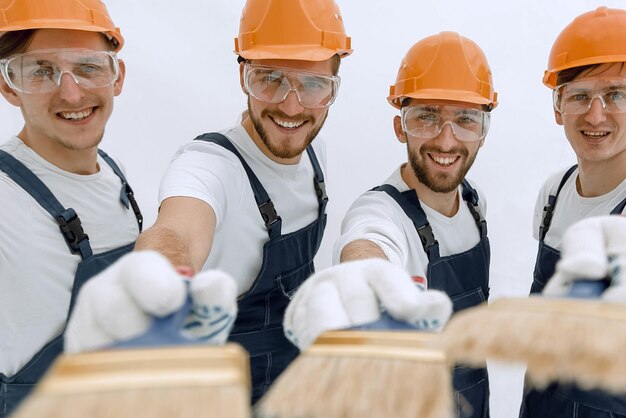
[521,164,626,418]
[194,133,327,403]
[0,149,142,416]
[375,180,491,418]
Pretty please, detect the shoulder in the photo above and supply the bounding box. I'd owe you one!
[539,165,578,197]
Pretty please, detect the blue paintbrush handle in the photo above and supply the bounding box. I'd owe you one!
[567,278,611,299]
[348,311,419,331]
[111,296,197,348]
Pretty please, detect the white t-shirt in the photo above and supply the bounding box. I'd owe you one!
[158,120,327,295]
[533,166,626,250]
[333,166,487,280]
[0,136,140,377]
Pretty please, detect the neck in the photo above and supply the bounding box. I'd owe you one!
[241,114,301,165]
[18,128,99,175]
[577,152,626,197]
[401,163,460,217]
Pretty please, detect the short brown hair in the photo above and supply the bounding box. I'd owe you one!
[0,30,36,59]
[0,30,116,59]
[556,62,626,85]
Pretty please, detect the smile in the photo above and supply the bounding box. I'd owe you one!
[271,116,305,129]
[581,130,610,139]
[58,108,94,121]
[430,154,459,166]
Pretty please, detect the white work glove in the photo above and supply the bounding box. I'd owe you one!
[284,258,453,350]
[65,250,238,353]
[543,215,626,300]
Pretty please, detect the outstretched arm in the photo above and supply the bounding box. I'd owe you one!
[339,239,388,262]
[135,196,216,272]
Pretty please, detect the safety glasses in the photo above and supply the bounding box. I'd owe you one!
[0,48,119,94]
[401,104,490,142]
[553,76,626,115]
[243,63,340,109]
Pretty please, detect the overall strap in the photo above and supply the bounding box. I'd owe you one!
[305,146,328,216]
[372,184,441,260]
[194,133,282,239]
[0,150,93,259]
[97,149,143,232]
[539,164,578,241]
[461,179,487,239]
[611,196,626,215]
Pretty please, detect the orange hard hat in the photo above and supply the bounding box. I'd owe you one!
[388,31,498,110]
[0,0,124,51]
[235,0,352,61]
[543,7,626,89]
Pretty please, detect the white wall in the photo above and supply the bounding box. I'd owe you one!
[2,1,625,416]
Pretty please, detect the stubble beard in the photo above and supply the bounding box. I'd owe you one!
[248,98,327,159]
[409,145,477,193]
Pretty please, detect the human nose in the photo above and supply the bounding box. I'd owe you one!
[433,121,459,147]
[278,84,305,116]
[584,96,608,125]
[57,71,84,103]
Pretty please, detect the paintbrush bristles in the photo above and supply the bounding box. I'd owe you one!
[257,346,453,418]
[441,297,626,394]
[12,386,250,418]
[10,344,252,418]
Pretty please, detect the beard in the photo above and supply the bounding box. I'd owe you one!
[248,97,327,159]
[409,144,478,193]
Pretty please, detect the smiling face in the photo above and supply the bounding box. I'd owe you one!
[555,63,626,169]
[395,99,484,194]
[0,29,125,170]
[240,58,334,163]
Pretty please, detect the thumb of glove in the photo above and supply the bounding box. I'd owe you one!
[180,270,238,345]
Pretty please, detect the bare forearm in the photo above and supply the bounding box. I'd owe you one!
[135,225,196,271]
[340,239,388,263]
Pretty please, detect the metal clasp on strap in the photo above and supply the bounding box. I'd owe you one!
[417,223,437,250]
[56,209,89,255]
[539,202,554,241]
[315,179,328,202]
[259,200,281,229]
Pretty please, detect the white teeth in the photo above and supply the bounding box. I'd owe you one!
[274,118,304,129]
[60,109,92,120]
[432,156,457,166]
[583,131,608,138]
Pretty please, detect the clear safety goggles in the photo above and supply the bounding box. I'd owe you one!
[401,104,490,142]
[0,48,119,94]
[553,76,626,115]
[243,63,340,109]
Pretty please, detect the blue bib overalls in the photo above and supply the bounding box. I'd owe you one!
[521,164,626,418]
[375,180,491,418]
[194,133,327,403]
[0,149,142,416]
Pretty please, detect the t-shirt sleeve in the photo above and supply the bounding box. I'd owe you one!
[333,191,410,267]
[158,142,246,224]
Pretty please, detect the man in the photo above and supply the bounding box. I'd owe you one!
[66,0,351,404]
[0,0,142,415]
[288,31,496,418]
[521,6,626,418]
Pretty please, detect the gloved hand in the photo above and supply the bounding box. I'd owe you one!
[543,215,626,300]
[284,258,453,350]
[65,250,238,353]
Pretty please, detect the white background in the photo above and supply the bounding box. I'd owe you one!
[2,1,625,416]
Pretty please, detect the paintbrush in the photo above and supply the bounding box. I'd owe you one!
[256,313,454,418]
[11,295,251,418]
[440,279,626,394]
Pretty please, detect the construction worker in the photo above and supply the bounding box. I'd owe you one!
[0,0,141,415]
[65,0,352,404]
[520,6,626,418]
[0,2,235,415]
[284,31,496,418]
